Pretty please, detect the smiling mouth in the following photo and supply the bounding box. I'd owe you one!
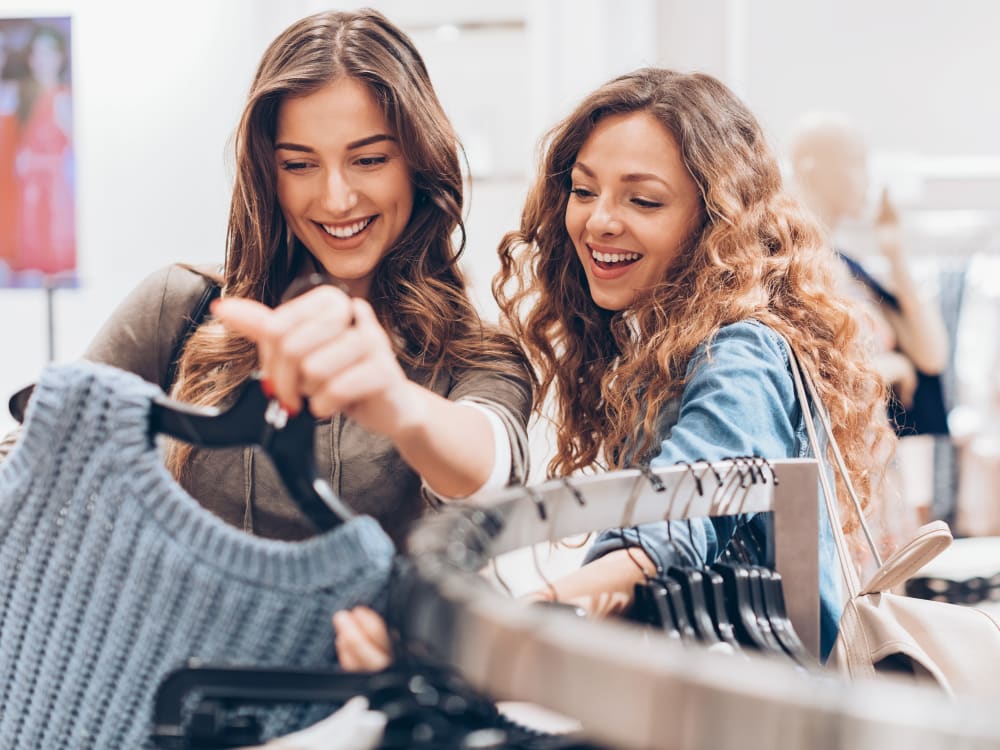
[321,216,375,239]
[590,247,641,270]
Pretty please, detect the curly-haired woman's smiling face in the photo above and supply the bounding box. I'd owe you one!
[565,111,703,311]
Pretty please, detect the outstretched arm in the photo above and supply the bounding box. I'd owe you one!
[212,285,499,500]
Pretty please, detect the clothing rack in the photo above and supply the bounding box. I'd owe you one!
[391,458,1000,750]
[420,457,819,656]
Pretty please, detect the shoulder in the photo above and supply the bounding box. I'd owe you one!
[83,263,221,388]
[691,319,790,373]
[122,262,217,305]
[157,263,221,317]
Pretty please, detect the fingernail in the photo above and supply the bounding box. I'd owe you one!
[260,377,275,399]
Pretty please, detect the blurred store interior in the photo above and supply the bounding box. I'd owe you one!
[1,0,1000,544]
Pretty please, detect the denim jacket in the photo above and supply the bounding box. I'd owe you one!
[584,319,842,660]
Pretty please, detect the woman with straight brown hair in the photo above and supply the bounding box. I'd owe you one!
[0,8,532,664]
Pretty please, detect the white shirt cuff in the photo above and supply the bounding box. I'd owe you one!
[423,400,513,502]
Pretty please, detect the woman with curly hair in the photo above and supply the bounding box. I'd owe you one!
[494,67,892,660]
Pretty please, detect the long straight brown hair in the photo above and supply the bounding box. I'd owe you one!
[166,9,526,477]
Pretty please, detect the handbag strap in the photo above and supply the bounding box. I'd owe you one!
[163,278,222,393]
[793,348,883,568]
[779,334,883,598]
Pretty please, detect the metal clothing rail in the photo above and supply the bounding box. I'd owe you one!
[393,458,1000,750]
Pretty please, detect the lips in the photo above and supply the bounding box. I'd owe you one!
[320,216,375,239]
[588,244,641,271]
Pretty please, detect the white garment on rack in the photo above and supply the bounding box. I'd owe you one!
[241,696,386,750]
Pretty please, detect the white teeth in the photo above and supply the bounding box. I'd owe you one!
[322,217,373,238]
[591,249,640,264]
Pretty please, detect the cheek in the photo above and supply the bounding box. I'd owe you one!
[564,203,585,240]
[382,171,415,218]
[274,177,298,216]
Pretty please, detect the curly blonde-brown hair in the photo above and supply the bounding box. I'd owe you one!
[494,68,891,531]
[165,9,526,477]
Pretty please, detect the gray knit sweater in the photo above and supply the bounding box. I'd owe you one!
[0,361,396,748]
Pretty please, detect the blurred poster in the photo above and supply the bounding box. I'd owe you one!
[0,16,76,289]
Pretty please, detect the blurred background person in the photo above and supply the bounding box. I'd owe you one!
[788,111,950,543]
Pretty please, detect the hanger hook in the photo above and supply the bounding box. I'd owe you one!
[708,458,738,514]
[638,463,666,493]
[523,486,559,601]
[714,457,755,515]
[760,456,779,486]
[561,477,586,507]
[526,485,547,523]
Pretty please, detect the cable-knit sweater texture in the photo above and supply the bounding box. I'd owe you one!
[0,361,396,748]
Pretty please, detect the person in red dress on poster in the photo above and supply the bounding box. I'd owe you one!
[14,25,75,279]
[0,27,21,274]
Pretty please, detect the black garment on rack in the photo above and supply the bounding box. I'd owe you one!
[838,251,950,437]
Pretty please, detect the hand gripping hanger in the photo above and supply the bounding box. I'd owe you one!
[148,376,353,532]
[149,271,356,532]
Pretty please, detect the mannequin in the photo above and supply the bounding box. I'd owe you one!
[788,111,950,533]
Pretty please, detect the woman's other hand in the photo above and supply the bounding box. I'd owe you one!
[332,606,393,672]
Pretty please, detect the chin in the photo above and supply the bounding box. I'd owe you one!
[590,293,629,313]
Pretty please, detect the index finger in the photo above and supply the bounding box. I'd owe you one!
[210,297,275,343]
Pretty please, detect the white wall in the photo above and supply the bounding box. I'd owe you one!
[3,0,1000,438]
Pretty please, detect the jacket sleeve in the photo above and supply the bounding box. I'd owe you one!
[83,263,215,390]
[585,321,798,570]
[446,360,533,488]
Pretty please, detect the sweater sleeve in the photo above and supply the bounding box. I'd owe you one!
[585,321,798,570]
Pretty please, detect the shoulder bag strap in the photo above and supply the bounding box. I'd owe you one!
[163,279,221,394]
[779,334,884,597]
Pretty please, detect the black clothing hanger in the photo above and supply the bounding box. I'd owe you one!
[709,562,772,651]
[743,566,793,655]
[665,566,721,645]
[754,567,814,667]
[151,661,609,749]
[149,376,354,532]
[701,566,742,649]
[150,271,357,532]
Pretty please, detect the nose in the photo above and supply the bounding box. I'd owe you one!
[320,168,359,215]
[585,196,623,237]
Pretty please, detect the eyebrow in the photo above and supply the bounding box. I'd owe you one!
[572,161,670,188]
[274,134,397,153]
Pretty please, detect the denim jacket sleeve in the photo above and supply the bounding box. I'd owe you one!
[585,320,799,571]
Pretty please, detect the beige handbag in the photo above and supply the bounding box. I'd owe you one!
[785,340,1000,697]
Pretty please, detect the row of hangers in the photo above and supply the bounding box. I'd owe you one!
[514,458,813,668]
